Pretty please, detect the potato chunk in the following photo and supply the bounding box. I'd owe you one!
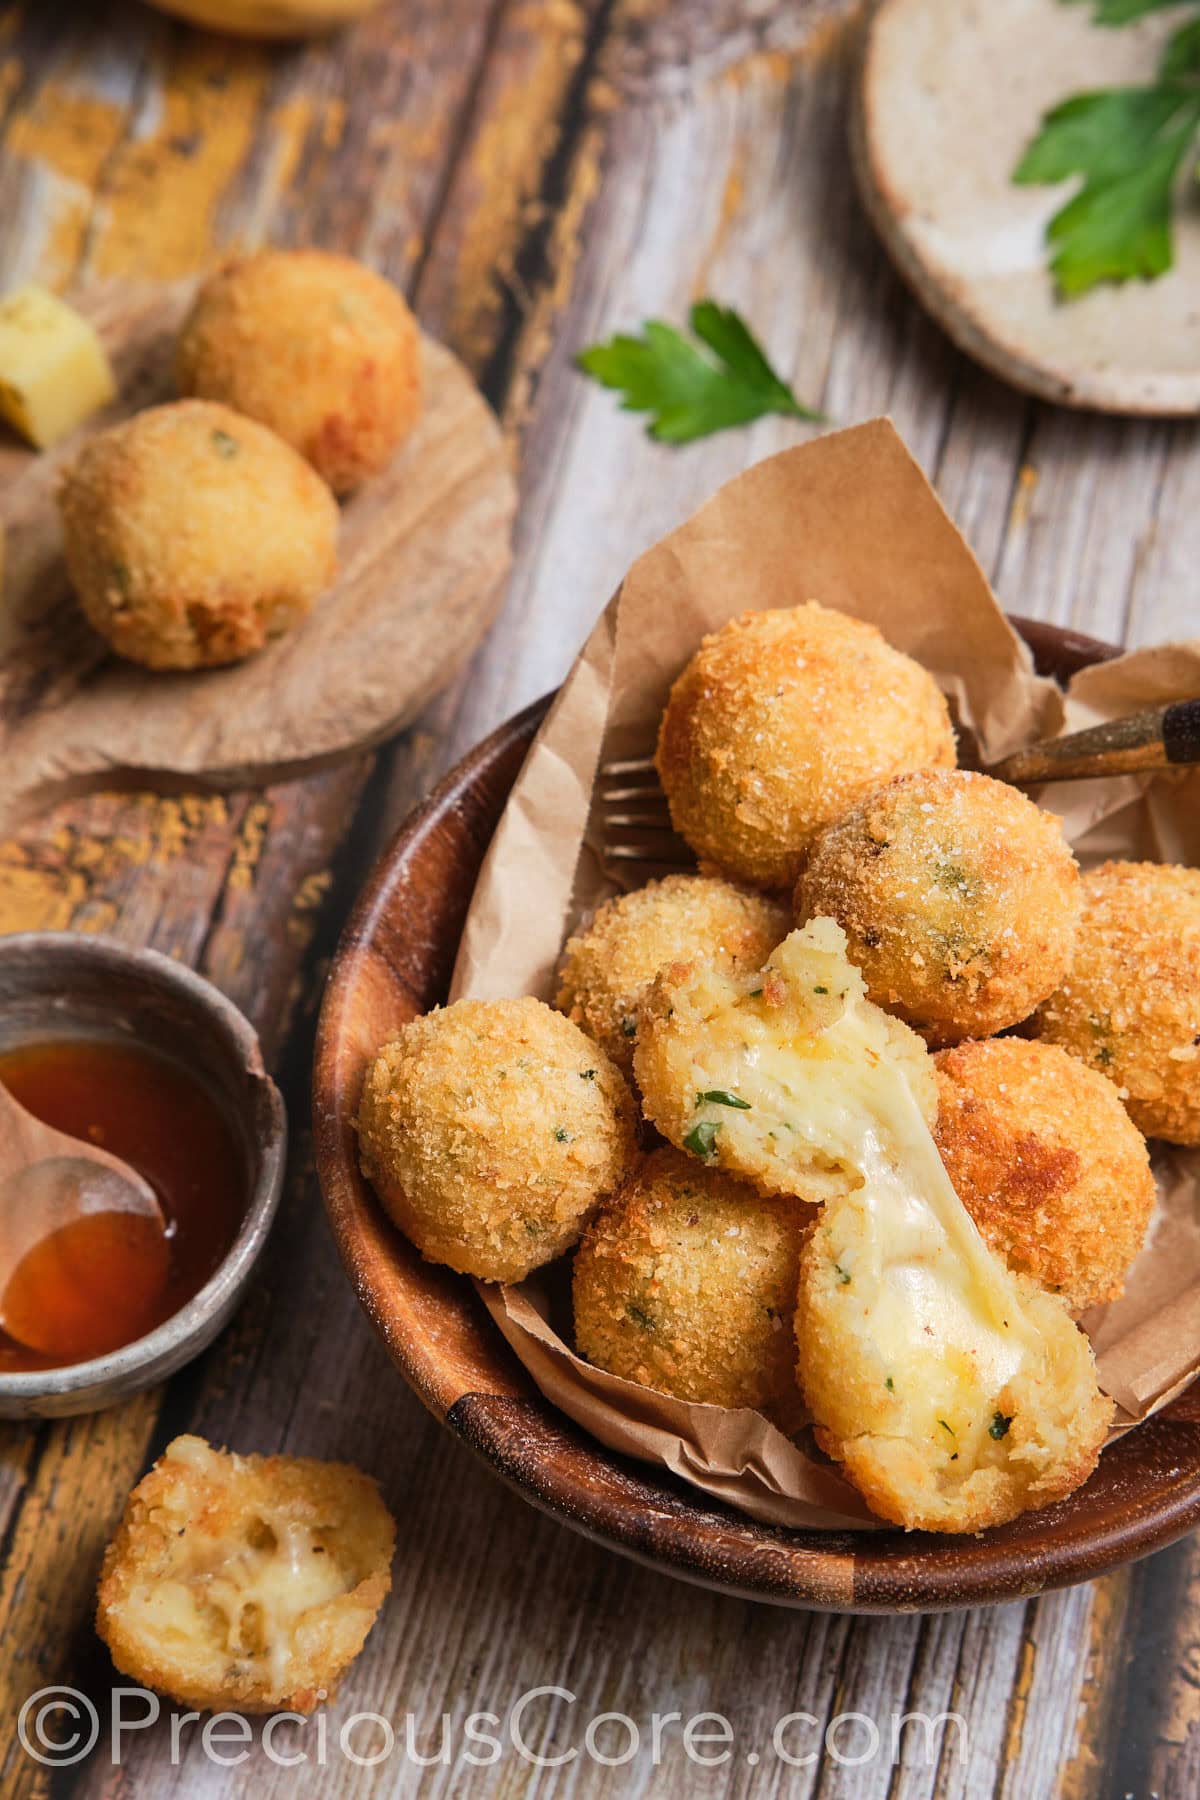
[96,1435,394,1712]
[0,285,115,448]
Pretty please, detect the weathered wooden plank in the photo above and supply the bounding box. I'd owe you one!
[0,4,530,1794]
[0,2,1197,1797]
[414,16,1191,1800]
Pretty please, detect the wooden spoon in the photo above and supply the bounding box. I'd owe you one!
[0,1080,169,1360]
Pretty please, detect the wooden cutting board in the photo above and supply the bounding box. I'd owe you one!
[0,281,516,831]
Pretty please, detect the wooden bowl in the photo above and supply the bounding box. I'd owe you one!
[314,619,1200,1611]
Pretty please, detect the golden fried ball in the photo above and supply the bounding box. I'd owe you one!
[796,1190,1112,1533]
[935,1038,1155,1314]
[795,769,1081,1045]
[635,919,938,1206]
[59,400,338,669]
[357,997,638,1282]
[655,604,956,891]
[556,875,789,1080]
[572,1147,812,1424]
[1033,861,1200,1145]
[96,1435,394,1713]
[177,250,422,493]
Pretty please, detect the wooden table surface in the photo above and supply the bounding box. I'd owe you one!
[0,2,1197,1795]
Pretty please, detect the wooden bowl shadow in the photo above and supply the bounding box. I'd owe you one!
[313,617,1200,1612]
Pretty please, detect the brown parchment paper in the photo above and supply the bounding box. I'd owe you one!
[449,419,1200,1530]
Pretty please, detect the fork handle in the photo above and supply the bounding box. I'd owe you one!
[987,698,1200,785]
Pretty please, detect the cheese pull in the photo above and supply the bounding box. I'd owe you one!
[637,920,1113,1532]
[0,285,116,448]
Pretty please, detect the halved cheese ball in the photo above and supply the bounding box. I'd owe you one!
[96,1435,394,1713]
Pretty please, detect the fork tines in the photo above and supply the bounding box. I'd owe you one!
[598,753,690,880]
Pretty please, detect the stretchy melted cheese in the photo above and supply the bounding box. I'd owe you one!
[636,921,1113,1531]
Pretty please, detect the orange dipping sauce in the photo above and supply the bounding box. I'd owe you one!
[0,1038,245,1371]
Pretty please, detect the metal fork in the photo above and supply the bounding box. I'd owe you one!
[599,699,1200,884]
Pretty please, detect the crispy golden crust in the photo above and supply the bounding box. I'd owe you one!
[177,250,422,494]
[96,1435,394,1713]
[573,1147,813,1425]
[795,769,1080,1046]
[58,400,338,669]
[634,920,938,1204]
[357,997,639,1282]
[555,875,789,1080]
[797,1199,1112,1533]
[655,604,956,891]
[934,1038,1155,1315]
[1033,860,1200,1146]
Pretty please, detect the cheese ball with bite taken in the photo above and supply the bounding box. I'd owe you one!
[96,1435,394,1714]
[58,400,338,669]
[556,874,789,1081]
[796,1183,1112,1533]
[635,917,938,1205]
[795,769,1081,1046]
[177,250,422,494]
[573,1147,813,1425]
[655,604,956,891]
[357,997,638,1282]
[1034,860,1200,1146]
[935,1038,1156,1315]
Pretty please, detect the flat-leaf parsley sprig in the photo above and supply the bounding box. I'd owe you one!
[1015,0,1200,297]
[575,300,824,444]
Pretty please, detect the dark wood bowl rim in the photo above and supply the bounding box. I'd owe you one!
[314,615,1200,1612]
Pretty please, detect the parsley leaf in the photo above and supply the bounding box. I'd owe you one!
[576,300,824,443]
[1081,0,1190,22]
[683,1120,720,1159]
[1016,4,1200,296]
[1162,13,1200,74]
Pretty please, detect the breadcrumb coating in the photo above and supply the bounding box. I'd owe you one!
[634,919,937,1205]
[96,1435,393,1713]
[357,997,638,1282]
[1033,860,1200,1146]
[59,400,338,669]
[797,1201,1112,1533]
[556,875,789,1080]
[655,604,956,891]
[573,1147,813,1425]
[177,250,422,494]
[935,1038,1156,1314]
[795,769,1080,1045]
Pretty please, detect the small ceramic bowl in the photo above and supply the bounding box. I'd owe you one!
[0,934,286,1418]
[314,620,1200,1612]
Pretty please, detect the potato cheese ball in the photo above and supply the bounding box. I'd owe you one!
[357,997,638,1283]
[96,1435,394,1714]
[1034,860,1200,1146]
[59,400,338,669]
[655,603,956,890]
[935,1038,1156,1315]
[555,874,789,1080]
[795,769,1081,1045]
[177,249,422,494]
[573,1147,812,1422]
[797,1195,1112,1534]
